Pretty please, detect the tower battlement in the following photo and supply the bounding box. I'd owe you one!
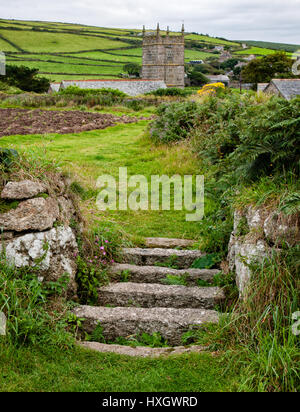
[142,24,185,88]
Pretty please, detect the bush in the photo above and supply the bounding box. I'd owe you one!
[150,101,200,143]
[148,87,191,97]
[0,258,74,348]
[122,63,141,77]
[2,65,50,93]
[58,86,127,98]
[192,94,300,183]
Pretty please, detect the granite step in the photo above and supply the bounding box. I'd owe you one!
[109,263,220,285]
[98,282,224,309]
[145,237,195,249]
[73,306,220,346]
[121,248,205,269]
[79,341,207,358]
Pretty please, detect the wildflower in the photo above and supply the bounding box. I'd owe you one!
[100,246,104,250]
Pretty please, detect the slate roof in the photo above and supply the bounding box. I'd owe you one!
[207,75,230,84]
[257,83,269,92]
[269,79,300,100]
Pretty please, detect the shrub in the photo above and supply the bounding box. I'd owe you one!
[0,258,74,348]
[148,87,191,97]
[2,64,50,93]
[122,63,141,77]
[150,101,200,143]
[59,86,127,98]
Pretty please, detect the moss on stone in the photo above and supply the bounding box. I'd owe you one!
[0,199,19,214]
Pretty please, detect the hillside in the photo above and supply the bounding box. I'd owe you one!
[0,19,296,82]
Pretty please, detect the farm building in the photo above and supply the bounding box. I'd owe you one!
[52,79,167,96]
[264,79,300,100]
[206,74,230,86]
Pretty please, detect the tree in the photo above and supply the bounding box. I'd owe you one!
[186,65,210,86]
[220,58,239,71]
[241,52,296,84]
[123,63,141,77]
[2,65,50,93]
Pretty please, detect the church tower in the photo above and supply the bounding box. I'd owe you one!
[142,24,185,88]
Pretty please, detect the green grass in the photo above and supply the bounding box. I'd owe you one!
[234,46,292,57]
[0,29,129,53]
[0,343,239,391]
[0,118,203,240]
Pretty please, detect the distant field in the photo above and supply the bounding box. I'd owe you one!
[234,46,292,56]
[241,40,300,53]
[0,18,295,81]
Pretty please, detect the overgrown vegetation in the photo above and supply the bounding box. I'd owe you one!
[1,64,50,93]
[149,90,300,391]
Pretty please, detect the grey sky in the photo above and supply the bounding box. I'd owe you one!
[1,0,299,44]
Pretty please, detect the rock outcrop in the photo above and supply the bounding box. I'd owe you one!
[228,206,299,297]
[0,178,79,296]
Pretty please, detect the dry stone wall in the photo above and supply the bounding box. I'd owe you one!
[228,206,299,296]
[0,178,79,296]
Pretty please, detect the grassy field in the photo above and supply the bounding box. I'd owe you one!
[0,343,239,392]
[0,114,205,241]
[0,18,290,81]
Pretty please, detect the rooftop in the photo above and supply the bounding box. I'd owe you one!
[270,79,300,100]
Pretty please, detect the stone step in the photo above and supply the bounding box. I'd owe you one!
[98,282,224,309]
[121,248,205,269]
[109,263,220,286]
[145,237,195,249]
[79,341,207,358]
[73,306,220,346]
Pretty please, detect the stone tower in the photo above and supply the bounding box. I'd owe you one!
[142,24,185,88]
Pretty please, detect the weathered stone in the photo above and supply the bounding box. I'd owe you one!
[1,226,78,295]
[79,341,207,358]
[121,248,205,269]
[0,231,14,240]
[229,205,300,296]
[1,180,47,200]
[57,196,76,225]
[0,197,59,232]
[234,239,268,295]
[98,282,224,309]
[145,237,195,249]
[73,306,220,346]
[109,263,220,285]
[246,206,265,230]
[264,211,300,246]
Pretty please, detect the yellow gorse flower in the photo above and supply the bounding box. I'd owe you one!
[197,82,225,96]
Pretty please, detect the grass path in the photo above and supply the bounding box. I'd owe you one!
[1,118,204,240]
[0,344,239,392]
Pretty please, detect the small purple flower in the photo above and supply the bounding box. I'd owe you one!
[100,246,104,250]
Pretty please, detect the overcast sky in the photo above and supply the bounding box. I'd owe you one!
[1,0,299,44]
